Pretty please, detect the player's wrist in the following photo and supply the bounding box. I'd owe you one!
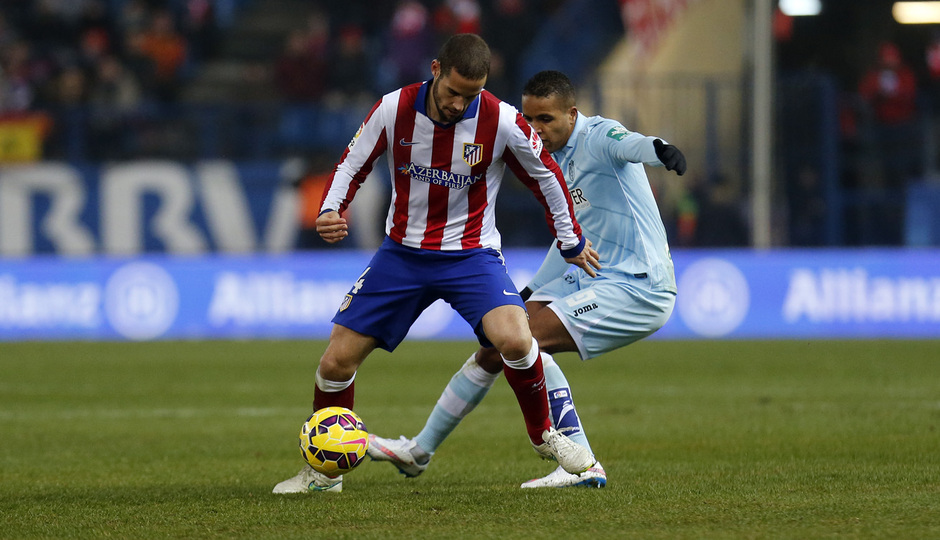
[520,286,533,301]
[559,236,586,259]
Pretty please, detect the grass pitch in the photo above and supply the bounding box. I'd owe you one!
[1,339,938,539]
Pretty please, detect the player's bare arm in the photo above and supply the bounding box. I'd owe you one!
[316,210,349,244]
[564,239,601,277]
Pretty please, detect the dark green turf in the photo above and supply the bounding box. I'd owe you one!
[1,340,937,538]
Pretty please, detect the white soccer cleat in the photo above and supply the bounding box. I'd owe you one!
[521,462,607,489]
[366,434,430,477]
[532,428,596,475]
[272,465,342,493]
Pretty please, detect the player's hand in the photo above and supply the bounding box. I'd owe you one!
[564,239,601,278]
[653,138,687,176]
[316,210,349,244]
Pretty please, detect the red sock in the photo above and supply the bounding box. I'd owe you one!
[313,381,355,411]
[502,360,551,445]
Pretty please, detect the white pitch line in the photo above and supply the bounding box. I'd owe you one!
[0,406,295,421]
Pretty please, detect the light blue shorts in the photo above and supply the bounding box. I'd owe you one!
[529,271,676,360]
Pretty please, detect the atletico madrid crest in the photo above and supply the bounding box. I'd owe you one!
[462,143,483,167]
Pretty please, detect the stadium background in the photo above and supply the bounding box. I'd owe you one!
[0,0,938,341]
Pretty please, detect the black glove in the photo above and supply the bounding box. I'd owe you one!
[653,138,687,176]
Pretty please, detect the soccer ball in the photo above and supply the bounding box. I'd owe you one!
[299,407,369,477]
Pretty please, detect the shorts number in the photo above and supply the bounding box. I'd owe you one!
[340,267,371,312]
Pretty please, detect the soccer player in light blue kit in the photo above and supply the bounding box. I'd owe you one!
[368,70,687,488]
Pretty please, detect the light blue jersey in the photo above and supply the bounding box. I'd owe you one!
[528,113,677,359]
[529,112,677,292]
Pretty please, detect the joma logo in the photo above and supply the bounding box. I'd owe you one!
[573,303,598,317]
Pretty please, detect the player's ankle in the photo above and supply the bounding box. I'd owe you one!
[411,444,431,464]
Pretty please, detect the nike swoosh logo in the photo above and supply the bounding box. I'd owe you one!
[341,438,368,446]
[399,138,419,146]
[502,290,520,296]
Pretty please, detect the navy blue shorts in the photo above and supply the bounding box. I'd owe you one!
[332,237,525,351]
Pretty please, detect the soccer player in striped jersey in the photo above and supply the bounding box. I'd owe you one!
[274,36,601,494]
[368,70,687,488]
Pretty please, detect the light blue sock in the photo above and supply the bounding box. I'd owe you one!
[414,354,499,454]
[541,353,594,455]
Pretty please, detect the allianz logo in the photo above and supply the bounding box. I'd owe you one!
[0,275,99,328]
[677,258,940,338]
[676,258,749,337]
[783,268,940,322]
[209,272,349,325]
[0,262,178,340]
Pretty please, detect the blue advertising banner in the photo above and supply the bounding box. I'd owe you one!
[664,249,940,340]
[1,248,938,342]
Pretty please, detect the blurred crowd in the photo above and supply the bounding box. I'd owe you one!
[0,0,556,161]
[0,0,216,113]
[845,38,940,187]
[0,0,550,114]
[272,0,550,108]
[776,9,940,245]
[3,1,938,247]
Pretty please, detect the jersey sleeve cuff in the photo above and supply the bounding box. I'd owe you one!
[559,236,585,259]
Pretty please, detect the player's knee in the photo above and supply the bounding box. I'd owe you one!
[503,340,531,361]
[320,324,374,380]
[319,345,362,381]
[481,305,532,360]
[494,333,534,362]
[317,354,356,382]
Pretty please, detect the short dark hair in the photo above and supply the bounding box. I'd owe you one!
[522,70,576,108]
[437,33,490,81]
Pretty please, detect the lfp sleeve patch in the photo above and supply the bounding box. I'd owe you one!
[606,126,629,141]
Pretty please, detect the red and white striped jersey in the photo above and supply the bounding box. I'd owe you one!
[320,80,583,253]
